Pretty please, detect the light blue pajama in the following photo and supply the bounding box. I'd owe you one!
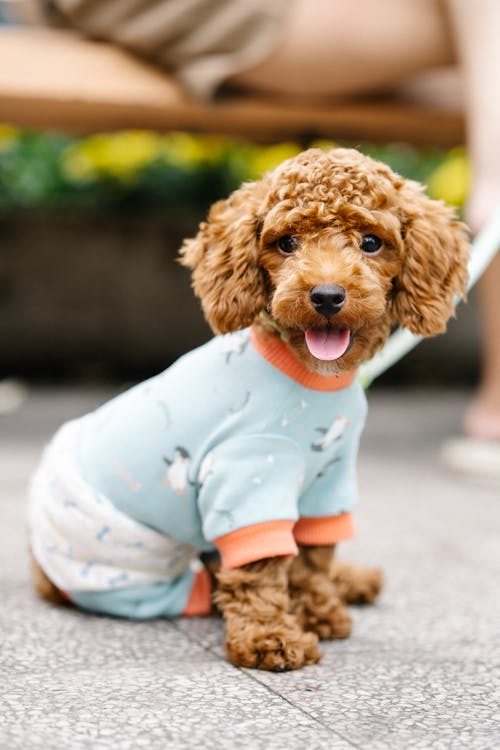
[29,328,367,619]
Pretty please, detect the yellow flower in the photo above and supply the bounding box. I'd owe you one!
[0,124,19,153]
[427,148,470,208]
[61,147,97,182]
[159,133,229,168]
[309,139,338,153]
[61,131,162,182]
[248,142,302,178]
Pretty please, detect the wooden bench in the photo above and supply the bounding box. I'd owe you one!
[0,26,464,147]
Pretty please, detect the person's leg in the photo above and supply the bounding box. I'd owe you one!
[464,254,500,439]
[230,0,454,98]
[445,0,500,443]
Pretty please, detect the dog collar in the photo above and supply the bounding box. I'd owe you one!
[250,326,357,392]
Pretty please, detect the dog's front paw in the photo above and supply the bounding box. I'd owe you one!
[332,562,383,605]
[225,621,320,671]
[303,603,352,641]
[291,590,353,640]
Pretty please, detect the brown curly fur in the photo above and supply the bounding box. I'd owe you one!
[30,551,69,606]
[289,546,353,641]
[34,148,469,672]
[214,557,320,671]
[180,147,469,670]
[181,147,469,374]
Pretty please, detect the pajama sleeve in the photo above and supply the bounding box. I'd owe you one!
[197,434,304,568]
[294,422,362,546]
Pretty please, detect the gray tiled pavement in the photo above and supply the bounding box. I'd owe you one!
[1,387,499,749]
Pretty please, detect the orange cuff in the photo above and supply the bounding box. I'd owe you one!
[182,568,212,616]
[213,520,298,569]
[293,512,355,545]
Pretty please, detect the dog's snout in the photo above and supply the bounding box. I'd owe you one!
[309,284,346,318]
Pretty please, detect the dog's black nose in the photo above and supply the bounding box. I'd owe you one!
[309,284,346,318]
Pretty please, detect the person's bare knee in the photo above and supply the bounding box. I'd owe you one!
[230,0,454,98]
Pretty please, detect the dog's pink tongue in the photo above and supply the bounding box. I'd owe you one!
[305,328,350,361]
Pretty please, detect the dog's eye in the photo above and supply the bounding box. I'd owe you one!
[277,235,298,255]
[360,234,383,256]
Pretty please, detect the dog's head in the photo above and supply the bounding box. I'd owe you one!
[180,148,469,373]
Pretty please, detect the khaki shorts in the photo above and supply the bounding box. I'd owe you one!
[42,0,291,99]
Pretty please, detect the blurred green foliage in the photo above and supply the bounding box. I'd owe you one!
[0,125,469,213]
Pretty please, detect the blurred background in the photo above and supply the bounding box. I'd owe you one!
[2,7,499,747]
[0,1,477,394]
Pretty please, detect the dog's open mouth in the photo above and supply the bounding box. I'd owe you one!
[304,326,351,361]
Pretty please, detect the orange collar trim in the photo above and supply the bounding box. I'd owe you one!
[250,327,357,392]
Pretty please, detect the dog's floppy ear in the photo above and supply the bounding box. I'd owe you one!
[179,180,268,334]
[390,183,470,336]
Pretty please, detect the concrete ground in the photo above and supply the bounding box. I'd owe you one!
[1,386,498,750]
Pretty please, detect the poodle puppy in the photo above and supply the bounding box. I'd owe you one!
[29,148,469,671]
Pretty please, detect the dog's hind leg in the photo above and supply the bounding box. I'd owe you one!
[331,559,383,605]
[29,550,68,606]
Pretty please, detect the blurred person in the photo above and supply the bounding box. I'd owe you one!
[40,0,500,474]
